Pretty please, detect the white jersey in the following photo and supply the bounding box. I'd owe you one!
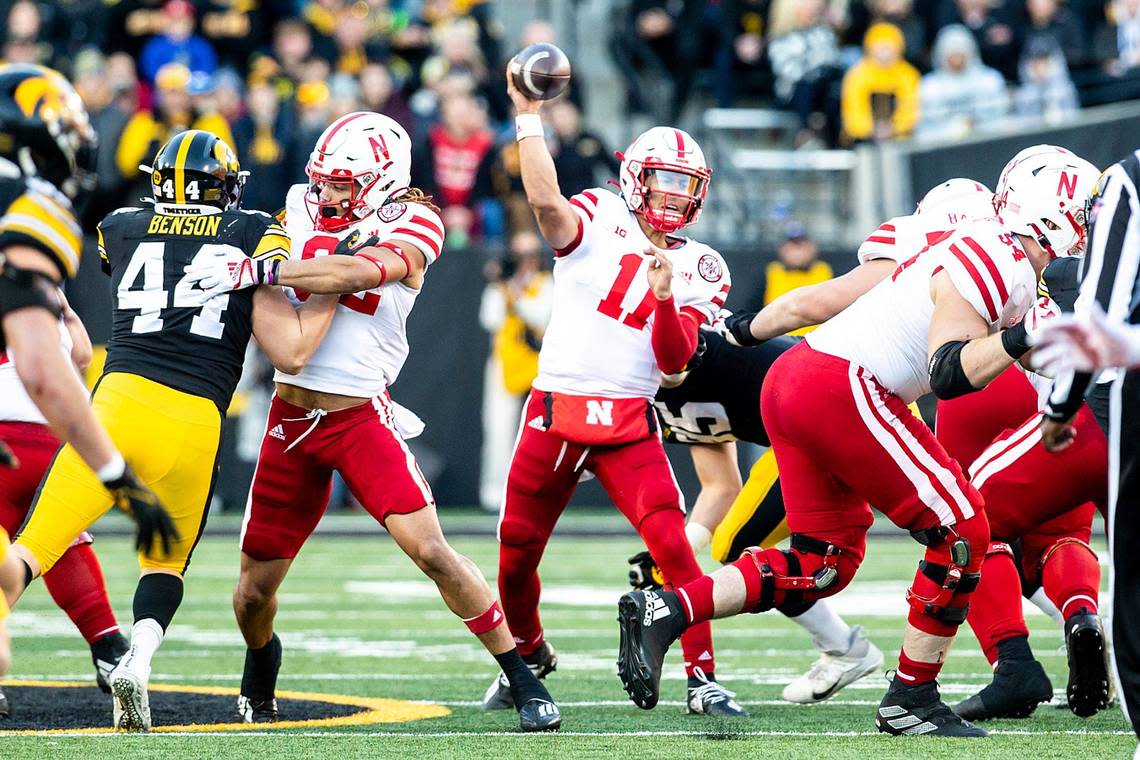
[274,184,445,397]
[809,216,1037,403]
[534,187,731,399]
[858,213,955,265]
[0,320,72,424]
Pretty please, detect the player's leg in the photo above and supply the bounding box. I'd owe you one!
[99,375,223,731]
[233,395,334,724]
[0,528,14,716]
[593,435,745,717]
[339,393,561,731]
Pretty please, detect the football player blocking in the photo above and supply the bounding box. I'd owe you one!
[0,65,179,709]
[493,65,746,718]
[617,149,1101,736]
[184,112,560,732]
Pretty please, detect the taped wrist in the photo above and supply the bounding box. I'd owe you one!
[928,340,975,400]
[725,311,760,346]
[1000,321,1031,359]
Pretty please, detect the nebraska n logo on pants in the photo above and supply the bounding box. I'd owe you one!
[585,399,613,426]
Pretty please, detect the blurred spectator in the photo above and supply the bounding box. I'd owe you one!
[106,0,168,59]
[266,17,314,90]
[233,82,296,213]
[421,19,508,121]
[723,0,774,103]
[761,222,833,336]
[1026,0,1087,68]
[212,68,246,124]
[116,63,235,200]
[841,22,920,143]
[328,73,363,118]
[547,100,620,197]
[867,0,927,66]
[75,49,136,223]
[4,1,51,66]
[917,24,1009,140]
[139,0,218,84]
[331,4,386,77]
[478,231,552,511]
[44,1,109,65]
[938,0,1020,81]
[1098,0,1140,73]
[199,0,269,73]
[767,0,843,147]
[1014,34,1081,120]
[290,79,334,181]
[768,0,848,38]
[419,92,495,246]
[360,62,414,134]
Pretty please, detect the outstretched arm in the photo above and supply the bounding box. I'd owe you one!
[508,65,581,252]
[251,288,339,375]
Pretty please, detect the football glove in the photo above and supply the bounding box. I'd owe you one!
[723,311,761,347]
[333,231,381,256]
[104,464,179,557]
[182,247,279,299]
[0,440,17,468]
[628,550,665,591]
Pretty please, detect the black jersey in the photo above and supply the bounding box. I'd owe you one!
[0,173,83,280]
[98,206,289,411]
[655,331,800,446]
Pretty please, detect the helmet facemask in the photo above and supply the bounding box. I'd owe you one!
[628,163,709,234]
[305,168,386,233]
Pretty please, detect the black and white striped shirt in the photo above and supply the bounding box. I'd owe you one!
[1046,150,1140,422]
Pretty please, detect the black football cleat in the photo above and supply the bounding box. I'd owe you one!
[237,695,278,723]
[518,697,561,732]
[877,678,986,737]
[955,656,1053,721]
[92,631,130,694]
[0,685,8,718]
[616,590,686,710]
[628,551,664,591]
[687,668,748,717]
[481,641,558,710]
[1065,609,1110,718]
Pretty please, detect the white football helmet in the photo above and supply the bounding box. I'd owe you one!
[996,152,1100,258]
[916,177,994,220]
[994,144,1073,203]
[618,126,711,234]
[305,111,413,232]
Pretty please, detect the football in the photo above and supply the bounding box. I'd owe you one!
[509,42,571,101]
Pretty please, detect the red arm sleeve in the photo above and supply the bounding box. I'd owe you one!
[651,297,702,374]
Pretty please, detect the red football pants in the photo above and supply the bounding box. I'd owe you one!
[0,421,118,643]
[497,390,715,677]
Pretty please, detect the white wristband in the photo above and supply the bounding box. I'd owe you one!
[97,451,126,483]
[515,113,544,141]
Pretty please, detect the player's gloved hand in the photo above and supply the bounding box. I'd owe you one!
[628,551,664,591]
[104,464,179,557]
[0,440,18,468]
[722,311,761,347]
[332,231,381,256]
[182,247,279,299]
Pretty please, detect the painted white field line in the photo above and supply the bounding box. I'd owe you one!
[20,729,1134,738]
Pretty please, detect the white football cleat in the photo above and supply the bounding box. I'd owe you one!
[783,625,883,704]
[110,664,152,732]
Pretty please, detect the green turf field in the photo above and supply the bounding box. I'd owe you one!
[2,523,1133,759]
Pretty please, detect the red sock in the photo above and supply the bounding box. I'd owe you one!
[964,551,1027,665]
[497,543,545,657]
[43,542,119,644]
[640,509,715,677]
[1040,540,1100,619]
[677,575,714,625]
[897,649,944,685]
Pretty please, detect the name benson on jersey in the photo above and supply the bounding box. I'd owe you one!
[146,214,222,237]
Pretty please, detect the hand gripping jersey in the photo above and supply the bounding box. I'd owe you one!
[99,204,290,411]
[655,331,799,445]
[534,187,731,399]
[808,216,1037,403]
[275,184,445,397]
[0,320,71,424]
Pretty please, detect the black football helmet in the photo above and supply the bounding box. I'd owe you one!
[0,63,97,205]
[149,129,245,210]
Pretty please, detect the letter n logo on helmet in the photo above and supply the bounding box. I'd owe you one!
[369,135,390,165]
[1057,171,1077,200]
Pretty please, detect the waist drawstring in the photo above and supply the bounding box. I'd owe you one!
[281,408,328,452]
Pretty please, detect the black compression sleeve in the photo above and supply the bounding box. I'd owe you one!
[928,340,976,400]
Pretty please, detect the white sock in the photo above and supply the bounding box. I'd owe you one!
[1029,587,1065,627]
[685,522,712,554]
[788,601,852,654]
[125,618,164,680]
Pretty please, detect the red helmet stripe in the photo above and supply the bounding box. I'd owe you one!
[673,129,685,159]
[319,112,368,155]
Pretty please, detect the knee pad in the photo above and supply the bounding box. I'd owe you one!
[740,534,856,613]
[907,516,989,626]
[1038,537,1098,577]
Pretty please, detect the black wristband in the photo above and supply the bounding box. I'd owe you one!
[1000,321,1031,359]
[726,311,760,347]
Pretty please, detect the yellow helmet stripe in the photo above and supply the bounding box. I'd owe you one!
[173,131,197,205]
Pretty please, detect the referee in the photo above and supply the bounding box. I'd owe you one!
[1041,150,1140,741]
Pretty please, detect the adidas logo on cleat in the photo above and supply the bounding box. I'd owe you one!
[877,705,936,735]
[642,591,670,626]
[269,424,286,441]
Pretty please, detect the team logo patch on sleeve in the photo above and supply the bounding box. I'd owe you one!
[697,254,723,283]
[378,202,407,223]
